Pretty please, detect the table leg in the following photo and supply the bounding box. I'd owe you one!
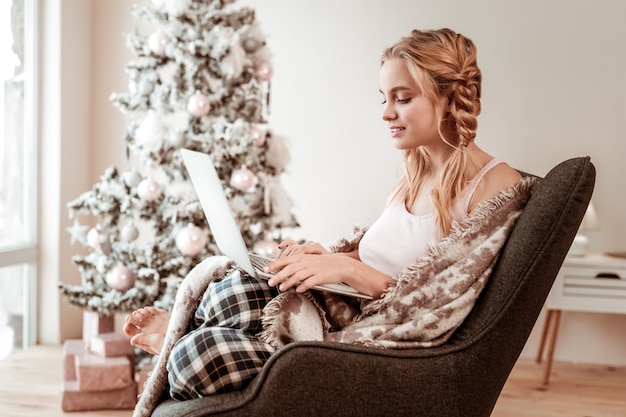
[536,309,554,363]
[541,309,561,386]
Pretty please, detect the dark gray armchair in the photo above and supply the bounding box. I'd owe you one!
[152,157,595,417]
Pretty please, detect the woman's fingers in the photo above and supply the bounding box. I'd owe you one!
[278,239,298,257]
[278,240,329,258]
[278,239,297,248]
[266,254,337,292]
[266,256,306,289]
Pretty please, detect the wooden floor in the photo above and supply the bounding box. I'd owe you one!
[0,345,625,417]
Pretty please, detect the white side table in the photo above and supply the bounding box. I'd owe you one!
[536,253,626,385]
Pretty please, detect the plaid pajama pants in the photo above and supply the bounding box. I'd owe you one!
[166,269,279,400]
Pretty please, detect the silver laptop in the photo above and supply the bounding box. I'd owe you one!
[181,149,372,299]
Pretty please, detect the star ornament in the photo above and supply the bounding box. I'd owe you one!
[66,218,88,245]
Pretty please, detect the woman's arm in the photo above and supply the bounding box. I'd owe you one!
[334,249,360,261]
[264,249,392,299]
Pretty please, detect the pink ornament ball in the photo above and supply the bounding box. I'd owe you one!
[255,62,273,81]
[148,30,170,56]
[106,263,137,292]
[253,239,281,259]
[230,166,256,192]
[249,126,267,146]
[175,224,207,256]
[137,178,162,202]
[187,92,211,117]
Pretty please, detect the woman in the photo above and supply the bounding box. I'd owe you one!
[124,27,521,400]
[265,28,521,298]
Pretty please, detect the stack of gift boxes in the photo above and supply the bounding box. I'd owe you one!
[61,311,138,412]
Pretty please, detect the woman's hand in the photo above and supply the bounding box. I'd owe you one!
[264,253,354,293]
[267,239,392,298]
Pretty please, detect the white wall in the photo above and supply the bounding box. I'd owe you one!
[240,0,626,250]
[49,0,626,365]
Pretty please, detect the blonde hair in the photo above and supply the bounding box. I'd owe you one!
[383,28,482,236]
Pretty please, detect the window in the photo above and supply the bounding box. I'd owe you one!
[0,0,38,359]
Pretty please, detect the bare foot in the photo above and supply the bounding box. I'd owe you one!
[123,306,170,355]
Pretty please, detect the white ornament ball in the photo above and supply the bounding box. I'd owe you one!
[250,126,267,146]
[135,112,165,149]
[256,62,273,81]
[106,263,137,292]
[175,224,207,256]
[253,239,281,259]
[87,227,107,250]
[187,92,211,117]
[148,30,170,56]
[137,178,162,202]
[241,36,260,53]
[121,223,139,242]
[138,78,155,95]
[168,130,186,147]
[123,170,142,188]
[230,166,256,192]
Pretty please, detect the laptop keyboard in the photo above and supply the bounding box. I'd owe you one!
[249,253,274,274]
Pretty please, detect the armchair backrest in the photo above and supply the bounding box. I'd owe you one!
[444,156,596,414]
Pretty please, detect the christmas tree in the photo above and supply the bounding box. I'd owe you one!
[59,0,298,315]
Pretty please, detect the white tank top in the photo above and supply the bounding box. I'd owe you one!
[359,158,503,277]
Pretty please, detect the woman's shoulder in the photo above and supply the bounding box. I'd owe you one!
[469,162,522,211]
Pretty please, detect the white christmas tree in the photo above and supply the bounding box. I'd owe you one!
[59,0,298,315]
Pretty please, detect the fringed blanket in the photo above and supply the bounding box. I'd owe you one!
[133,176,535,417]
[260,176,536,349]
